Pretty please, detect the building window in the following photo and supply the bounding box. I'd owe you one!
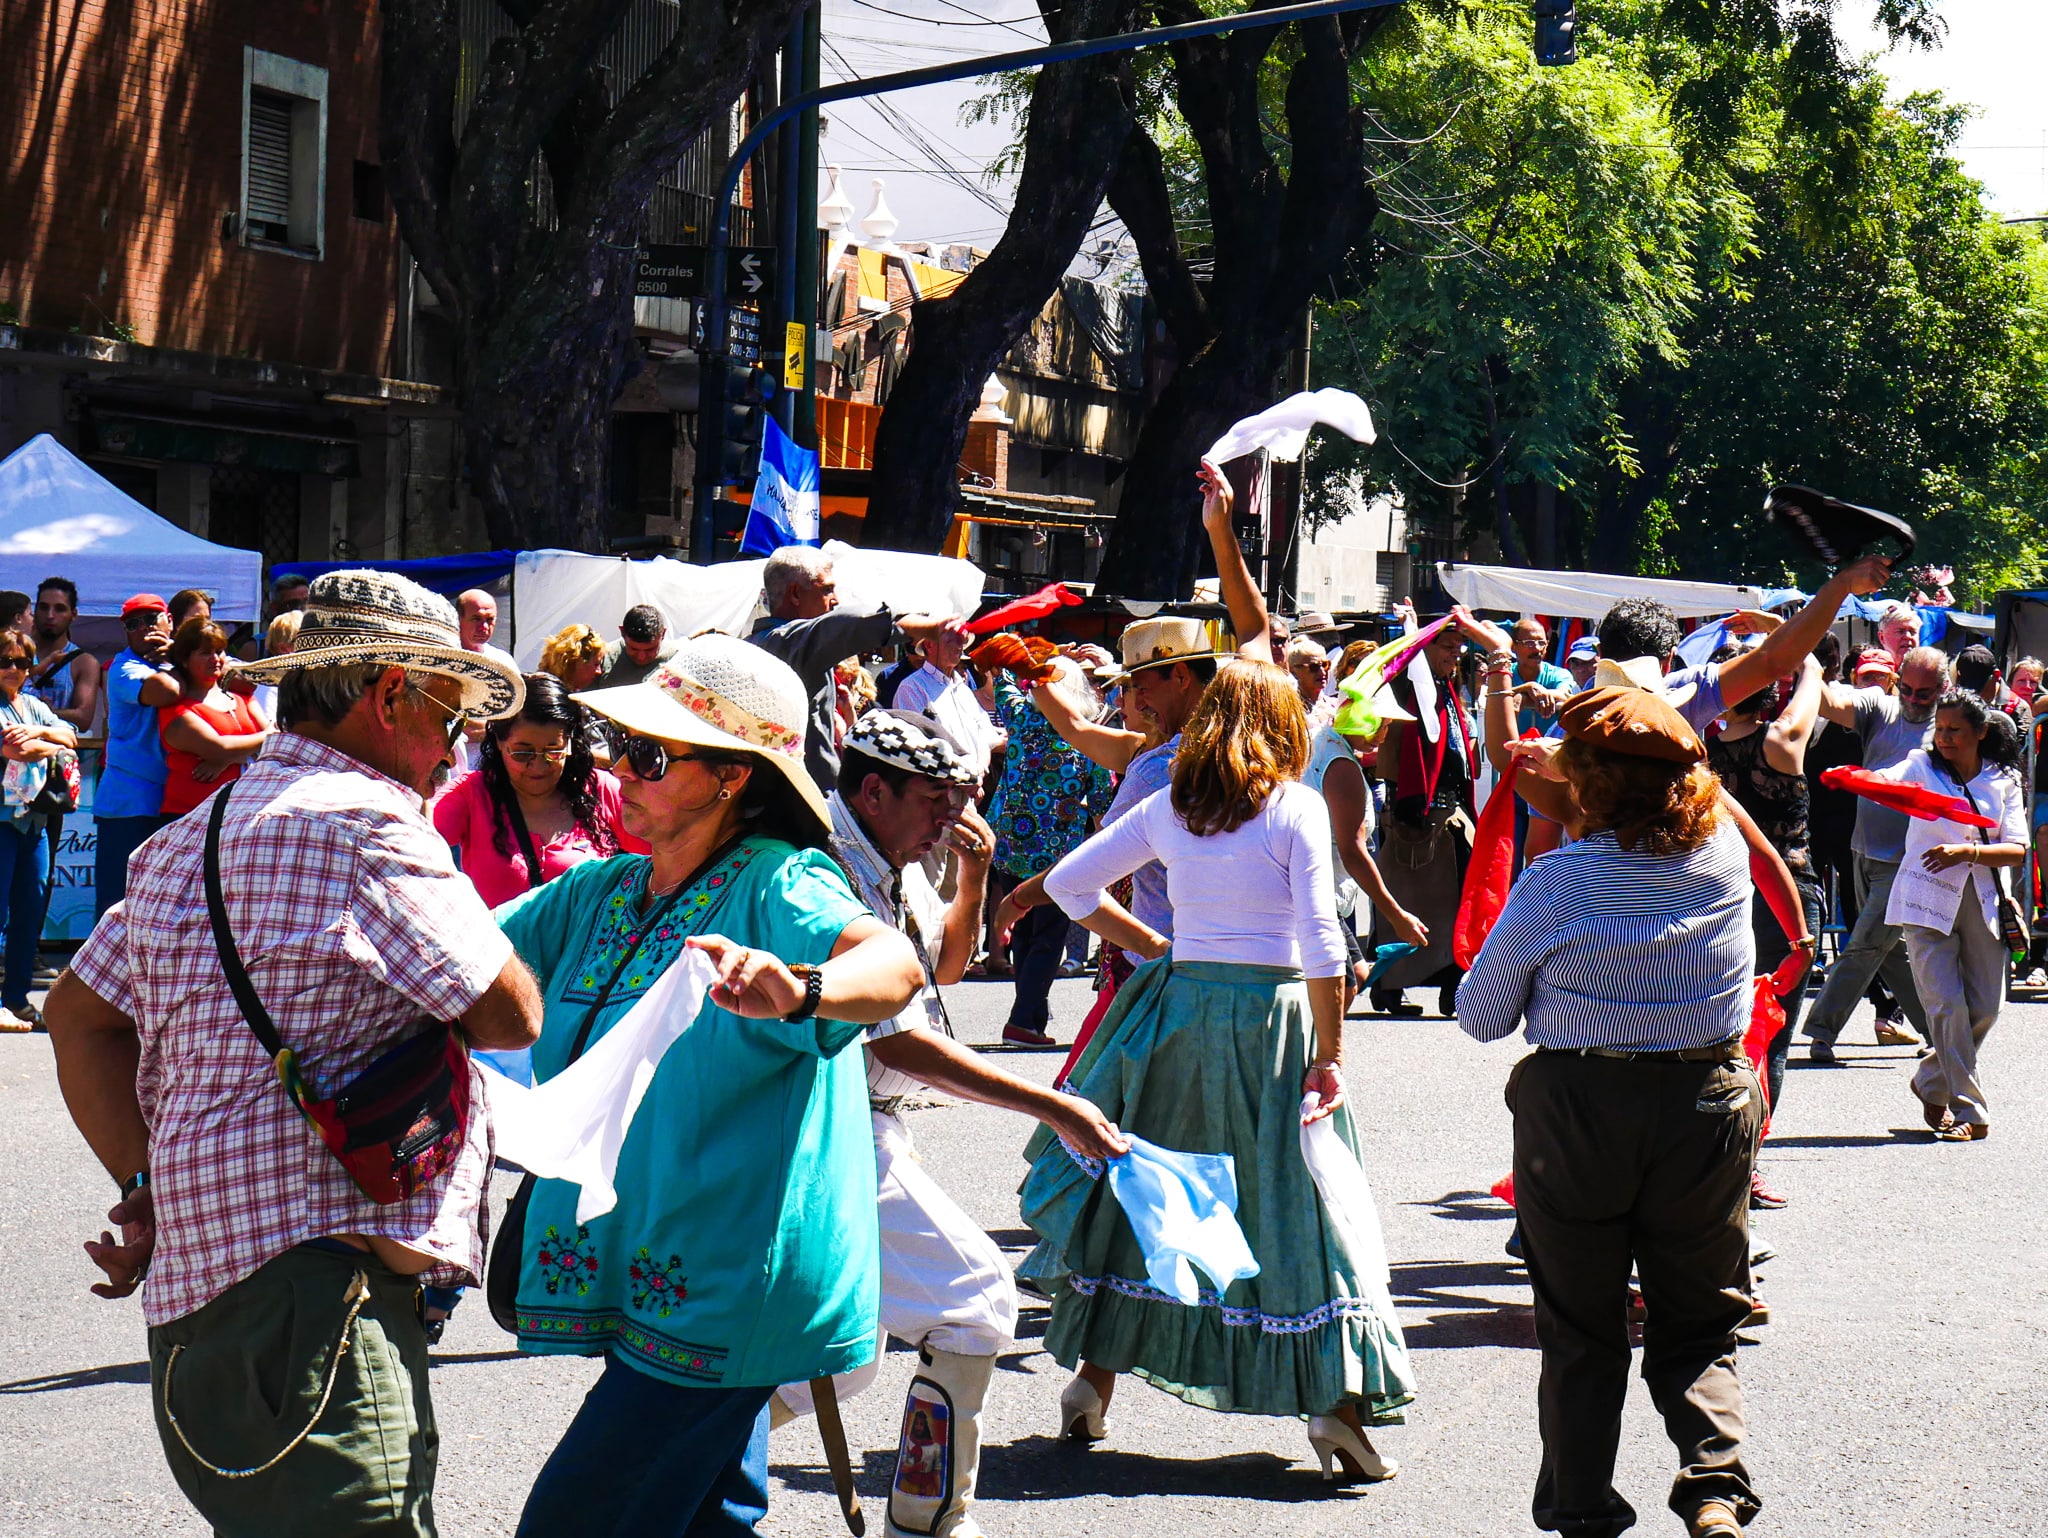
[240,48,328,258]
[351,161,387,223]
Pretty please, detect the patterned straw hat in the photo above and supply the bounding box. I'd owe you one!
[575,632,830,842]
[232,568,524,718]
[1104,615,1219,684]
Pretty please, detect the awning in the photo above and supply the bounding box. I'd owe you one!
[1437,563,1765,620]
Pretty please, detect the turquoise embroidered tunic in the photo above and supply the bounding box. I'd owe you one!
[494,842,879,1389]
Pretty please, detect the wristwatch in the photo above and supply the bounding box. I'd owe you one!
[120,1169,151,1202]
[783,963,825,1023]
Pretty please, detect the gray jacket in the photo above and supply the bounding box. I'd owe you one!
[747,607,898,791]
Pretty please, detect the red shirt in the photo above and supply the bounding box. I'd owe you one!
[430,768,646,909]
[156,692,264,816]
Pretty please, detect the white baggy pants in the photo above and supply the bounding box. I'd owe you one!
[778,1109,1018,1418]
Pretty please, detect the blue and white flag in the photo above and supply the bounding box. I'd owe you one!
[741,417,821,556]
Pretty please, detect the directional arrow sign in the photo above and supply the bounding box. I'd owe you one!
[725,247,777,303]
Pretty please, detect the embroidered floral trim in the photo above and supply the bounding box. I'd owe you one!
[628,1248,689,1317]
[515,1309,729,1383]
[563,847,758,1004]
[536,1224,599,1298]
[1066,1271,1380,1336]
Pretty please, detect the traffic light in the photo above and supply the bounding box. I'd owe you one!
[1533,0,1576,65]
[720,365,779,484]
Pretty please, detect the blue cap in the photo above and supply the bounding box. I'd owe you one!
[1566,637,1599,662]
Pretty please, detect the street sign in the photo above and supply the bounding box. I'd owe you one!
[635,245,705,299]
[730,248,776,302]
[633,244,777,302]
[695,304,763,364]
[783,322,807,391]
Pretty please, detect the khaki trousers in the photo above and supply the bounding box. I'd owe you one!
[149,1245,437,1538]
[1509,1049,1762,1536]
[1904,895,2007,1128]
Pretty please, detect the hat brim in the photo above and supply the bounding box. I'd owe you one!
[574,682,831,846]
[1105,649,1222,687]
[232,638,525,719]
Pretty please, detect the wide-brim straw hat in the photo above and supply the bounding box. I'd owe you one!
[1104,615,1220,685]
[232,569,524,718]
[574,632,830,845]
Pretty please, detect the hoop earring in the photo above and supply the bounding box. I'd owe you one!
[717,788,732,801]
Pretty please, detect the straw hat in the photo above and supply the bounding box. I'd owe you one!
[575,632,830,843]
[1105,616,1219,683]
[232,569,524,718]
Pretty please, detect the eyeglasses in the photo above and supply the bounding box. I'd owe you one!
[0,660,26,672]
[1898,682,1944,705]
[601,723,717,782]
[408,685,470,749]
[502,746,572,766]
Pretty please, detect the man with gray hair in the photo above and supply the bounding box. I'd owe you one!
[748,546,959,790]
[1802,643,1953,1061]
[45,569,543,1535]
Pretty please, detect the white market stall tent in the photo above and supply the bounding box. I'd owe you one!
[508,541,986,668]
[1437,562,1765,621]
[0,434,264,619]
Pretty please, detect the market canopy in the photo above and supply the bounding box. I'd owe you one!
[0,433,264,620]
[1437,563,1765,621]
[273,550,518,600]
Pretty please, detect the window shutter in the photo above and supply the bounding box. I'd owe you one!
[246,91,294,241]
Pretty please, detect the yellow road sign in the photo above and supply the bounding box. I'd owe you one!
[784,322,807,392]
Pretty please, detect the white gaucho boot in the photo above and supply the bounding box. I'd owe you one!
[884,1345,995,1538]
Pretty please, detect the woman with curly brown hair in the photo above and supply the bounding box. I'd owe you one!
[1458,686,1763,1538]
[1017,660,1414,1483]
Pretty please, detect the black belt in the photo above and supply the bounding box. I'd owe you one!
[1540,1040,1743,1063]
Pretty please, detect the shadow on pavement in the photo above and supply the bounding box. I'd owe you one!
[1409,1188,1512,1221]
[1389,1259,1537,1350]
[0,1360,151,1392]
[1760,1131,1924,1148]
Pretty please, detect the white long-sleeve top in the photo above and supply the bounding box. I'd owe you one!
[1044,780,1349,977]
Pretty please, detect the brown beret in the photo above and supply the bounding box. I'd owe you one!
[1558,685,1705,765]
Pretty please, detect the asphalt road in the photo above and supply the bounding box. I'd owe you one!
[4,974,2046,1537]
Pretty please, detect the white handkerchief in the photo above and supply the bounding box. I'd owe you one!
[1206,388,1376,466]
[484,949,719,1224]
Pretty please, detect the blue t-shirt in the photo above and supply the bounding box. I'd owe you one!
[98,649,169,818]
[1516,661,1575,736]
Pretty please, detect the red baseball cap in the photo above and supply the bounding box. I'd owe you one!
[121,593,168,618]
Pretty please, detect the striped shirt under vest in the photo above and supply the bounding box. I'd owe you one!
[1456,823,1755,1051]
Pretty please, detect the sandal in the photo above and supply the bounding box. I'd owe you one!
[1919,1097,1953,1132]
[1933,1120,1976,1142]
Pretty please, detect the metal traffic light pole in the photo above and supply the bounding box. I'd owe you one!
[690,0,1407,562]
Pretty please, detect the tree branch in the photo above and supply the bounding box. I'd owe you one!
[1106,128,1207,348]
[378,0,465,323]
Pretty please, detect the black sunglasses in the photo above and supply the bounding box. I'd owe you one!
[602,723,719,783]
[407,685,469,749]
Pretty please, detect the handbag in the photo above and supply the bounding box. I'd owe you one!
[204,786,472,1207]
[485,838,752,1332]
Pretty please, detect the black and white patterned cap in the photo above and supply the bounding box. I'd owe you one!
[844,709,981,788]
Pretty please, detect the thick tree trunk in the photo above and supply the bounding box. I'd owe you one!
[862,0,1144,552]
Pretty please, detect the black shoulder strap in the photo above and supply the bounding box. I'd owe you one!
[27,645,78,687]
[203,786,287,1060]
[495,782,548,894]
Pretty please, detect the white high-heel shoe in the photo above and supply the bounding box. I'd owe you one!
[1306,1414,1398,1482]
[1058,1377,1108,1442]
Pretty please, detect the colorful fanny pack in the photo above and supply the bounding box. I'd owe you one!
[203,786,471,1206]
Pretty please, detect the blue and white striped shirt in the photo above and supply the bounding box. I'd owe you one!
[1457,824,1754,1050]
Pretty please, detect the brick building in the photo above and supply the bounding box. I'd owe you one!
[0,0,433,565]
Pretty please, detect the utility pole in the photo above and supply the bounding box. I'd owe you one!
[792,1,822,453]
[691,0,1404,562]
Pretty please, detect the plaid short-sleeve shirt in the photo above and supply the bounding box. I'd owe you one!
[72,732,514,1326]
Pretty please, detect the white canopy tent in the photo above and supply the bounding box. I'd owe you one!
[1437,562,1765,621]
[508,541,986,668]
[0,434,264,620]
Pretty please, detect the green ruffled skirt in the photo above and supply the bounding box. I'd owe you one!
[1019,958,1415,1423]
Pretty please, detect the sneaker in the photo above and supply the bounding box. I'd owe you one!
[1874,1015,1921,1047]
[1742,1298,1771,1328]
[1748,1168,1788,1210]
[1808,1039,1837,1065]
[1002,1024,1058,1048]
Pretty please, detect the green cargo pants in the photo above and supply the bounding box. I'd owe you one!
[148,1244,439,1538]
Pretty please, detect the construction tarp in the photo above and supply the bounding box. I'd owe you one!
[508,541,985,668]
[1437,563,1765,621]
[0,433,263,619]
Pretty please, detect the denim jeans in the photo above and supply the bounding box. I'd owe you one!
[94,812,173,921]
[0,822,49,1009]
[517,1358,771,1537]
